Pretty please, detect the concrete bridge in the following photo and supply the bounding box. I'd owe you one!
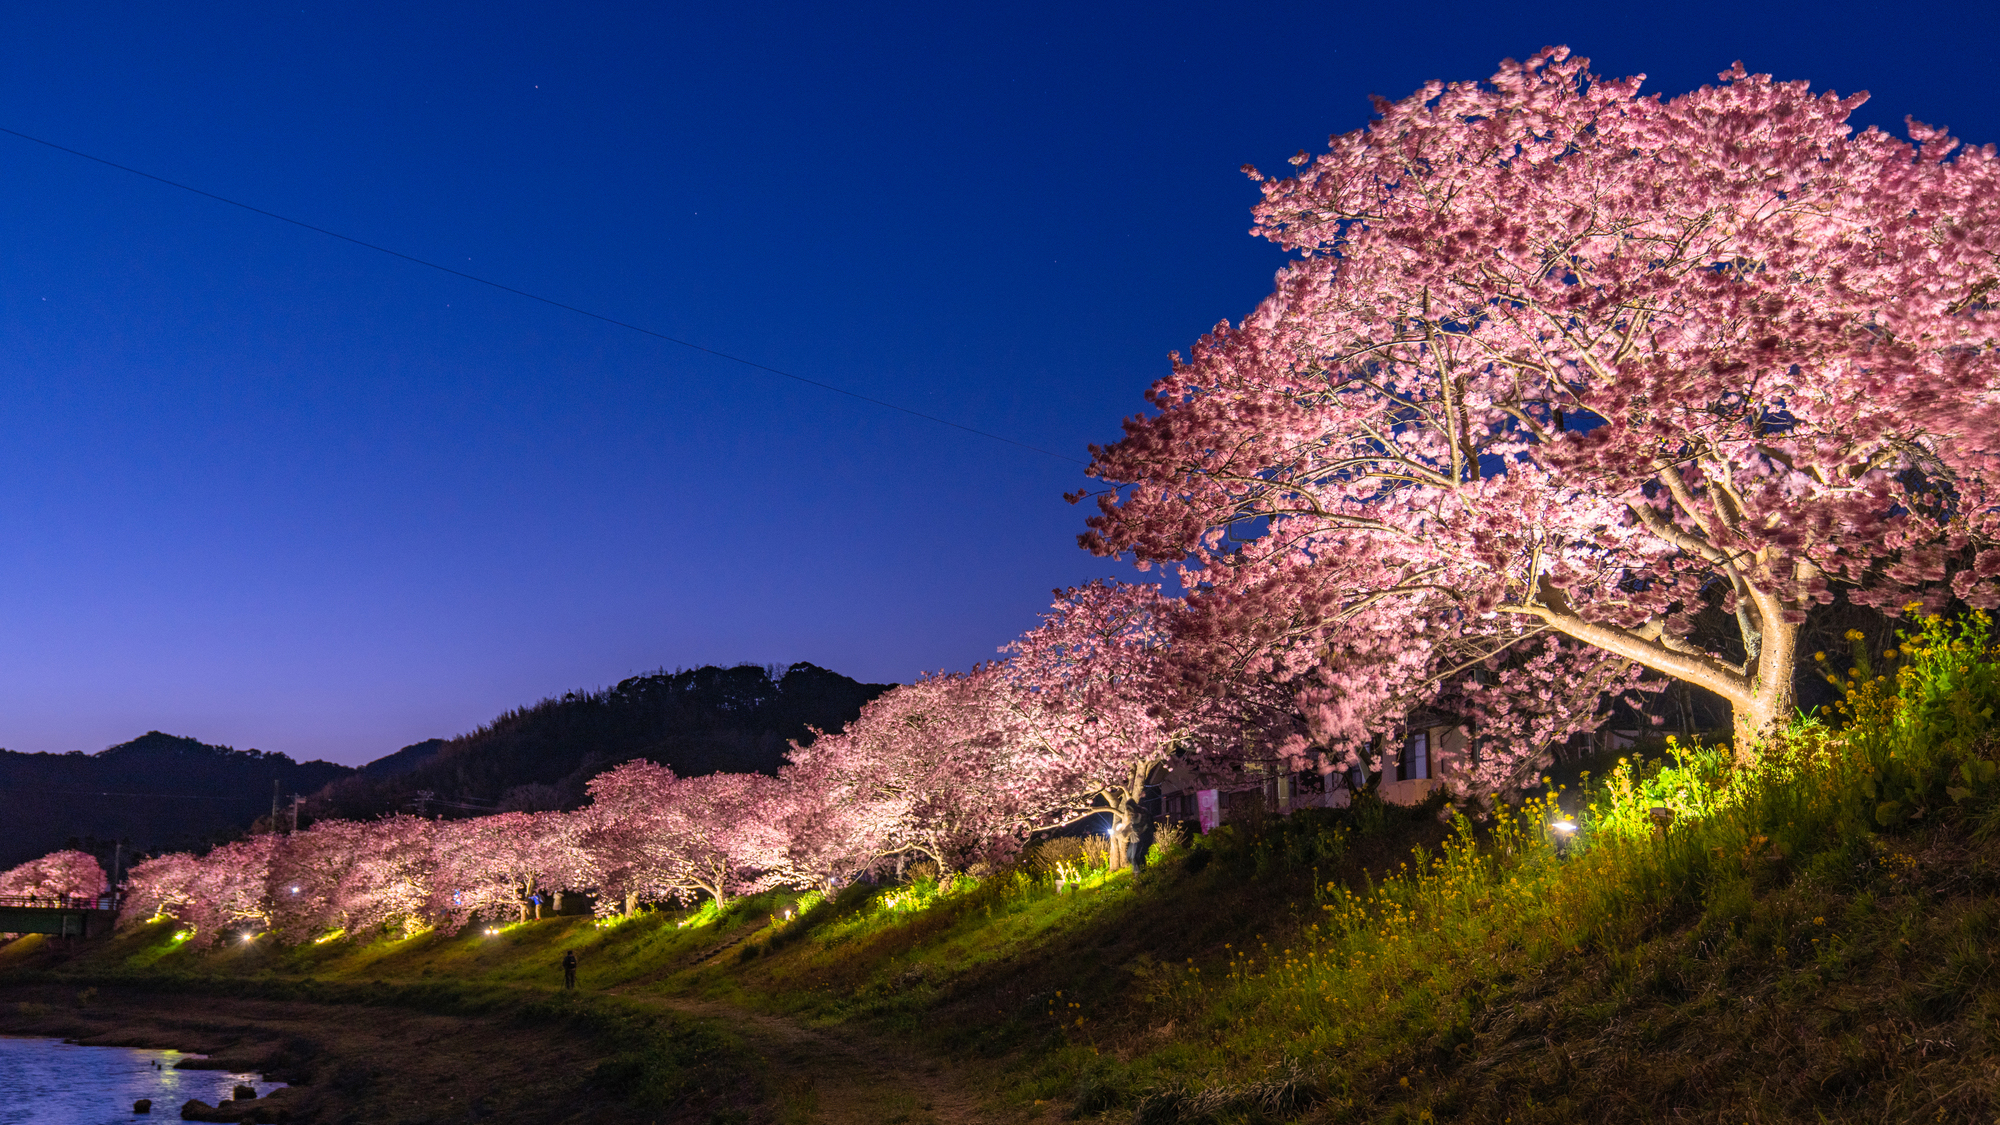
[0,894,119,938]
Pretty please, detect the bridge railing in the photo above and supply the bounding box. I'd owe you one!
[0,893,119,912]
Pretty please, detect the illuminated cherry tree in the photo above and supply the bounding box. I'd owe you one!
[1169,553,1653,796]
[267,819,370,941]
[0,849,107,902]
[266,817,442,940]
[190,836,279,942]
[581,763,789,912]
[119,837,275,946]
[782,668,1037,878]
[1082,49,2000,754]
[999,581,1222,866]
[335,814,440,936]
[773,749,894,892]
[431,811,589,926]
[120,852,201,929]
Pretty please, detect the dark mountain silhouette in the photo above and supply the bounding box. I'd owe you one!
[309,662,894,822]
[0,732,354,870]
[356,738,445,780]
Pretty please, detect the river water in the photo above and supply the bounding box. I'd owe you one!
[0,1036,285,1124]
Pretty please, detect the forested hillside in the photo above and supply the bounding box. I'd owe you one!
[0,732,353,869]
[308,662,892,821]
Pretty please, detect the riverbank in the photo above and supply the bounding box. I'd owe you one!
[11,649,2000,1125]
[0,977,758,1124]
[14,793,2000,1123]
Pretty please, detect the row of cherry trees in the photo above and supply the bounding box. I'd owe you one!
[114,811,586,944]
[95,577,1626,947]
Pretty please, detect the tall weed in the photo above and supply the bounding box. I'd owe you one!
[1137,613,2000,1113]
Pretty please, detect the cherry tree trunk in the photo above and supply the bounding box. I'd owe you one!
[1731,617,1800,762]
[1106,794,1148,871]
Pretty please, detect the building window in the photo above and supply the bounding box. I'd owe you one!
[1397,731,1429,781]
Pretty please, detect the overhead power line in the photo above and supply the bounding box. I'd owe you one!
[0,784,253,801]
[0,125,1088,467]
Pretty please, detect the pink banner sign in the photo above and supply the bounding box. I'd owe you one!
[1195,789,1219,834]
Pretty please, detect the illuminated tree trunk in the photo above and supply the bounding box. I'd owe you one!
[1524,579,1799,760]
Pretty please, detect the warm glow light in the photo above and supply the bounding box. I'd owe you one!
[1550,819,1578,835]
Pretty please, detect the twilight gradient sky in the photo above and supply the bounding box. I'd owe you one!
[0,2,1994,766]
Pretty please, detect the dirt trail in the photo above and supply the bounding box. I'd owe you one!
[630,993,1014,1125]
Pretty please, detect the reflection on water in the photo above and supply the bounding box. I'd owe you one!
[0,1036,285,1125]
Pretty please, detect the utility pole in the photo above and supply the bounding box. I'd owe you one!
[288,794,304,834]
[270,779,281,832]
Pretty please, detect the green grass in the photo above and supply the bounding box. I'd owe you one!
[11,613,2000,1123]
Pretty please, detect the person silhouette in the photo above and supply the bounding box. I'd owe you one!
[561,950,578,990]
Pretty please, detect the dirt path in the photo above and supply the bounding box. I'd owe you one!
[627,993,1015,1125]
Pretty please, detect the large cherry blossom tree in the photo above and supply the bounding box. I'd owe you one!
[267,819,370,941]
[334,815,439,936]
[999,581,1218,866]
[120,837,275,946]
[781,668,1037,878]
[120,852,202,930]
[431,811,589,926]
[0,849,107,903]
[581,763,789,912]
[1081,49,2000,753]
[266,817,441,940]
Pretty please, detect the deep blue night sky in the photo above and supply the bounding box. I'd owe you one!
[0,2,1993,765]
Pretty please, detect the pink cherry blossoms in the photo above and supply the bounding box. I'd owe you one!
[0,849,107,903]
[581,763,790,913]
[1000,581,1220,867]
[1081,48,2000,751]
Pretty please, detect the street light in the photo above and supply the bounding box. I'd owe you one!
[1549,819,1578,858]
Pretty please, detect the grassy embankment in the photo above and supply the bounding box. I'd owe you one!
[7,613,2000,1124]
